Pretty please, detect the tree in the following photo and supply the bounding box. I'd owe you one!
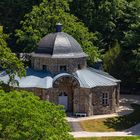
[0,26,25,86]
[0,90,73,140]
[16,0,100,63]
[0,0,41,33]
[129,48,140,85]
[103,40,121,72]
[0,0,42,52]
[70,0,140,50]
[70,0,140,87]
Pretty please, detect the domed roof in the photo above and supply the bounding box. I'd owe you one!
[35,32,87,58]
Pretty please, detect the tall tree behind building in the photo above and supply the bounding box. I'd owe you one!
[70,0,140,87]
[16,0,100,63]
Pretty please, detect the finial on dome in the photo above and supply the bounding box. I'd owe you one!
[56,23,62,32]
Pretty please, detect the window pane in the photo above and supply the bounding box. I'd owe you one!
[42,65,47,70]
[60,65,67,71]
[78,64,81,69]
[102,93,109,105]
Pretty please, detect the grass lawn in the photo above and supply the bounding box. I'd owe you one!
[75,136,140,140]
[80,104,140,132]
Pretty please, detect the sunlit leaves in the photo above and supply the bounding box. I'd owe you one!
[0,28,25,85]
[0,90,73,140]
[16,0,100,63]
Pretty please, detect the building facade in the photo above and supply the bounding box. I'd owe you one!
[0,24,120,116]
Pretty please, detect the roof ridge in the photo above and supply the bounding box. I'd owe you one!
[63,32,73,55]
[52,33,58,55]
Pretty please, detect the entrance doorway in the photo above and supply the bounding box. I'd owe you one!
[58,92,68,111]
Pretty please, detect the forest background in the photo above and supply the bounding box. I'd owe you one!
[0,0,139,91]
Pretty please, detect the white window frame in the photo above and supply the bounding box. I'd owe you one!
[102,93,109,106]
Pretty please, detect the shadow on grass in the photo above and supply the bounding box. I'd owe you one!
[104,104,140,131]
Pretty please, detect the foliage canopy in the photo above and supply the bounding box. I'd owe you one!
[0,27,25,86]
[0,0,140,87]
[0,90,73,140]
[16,0,100,63]
[70,0,140,87]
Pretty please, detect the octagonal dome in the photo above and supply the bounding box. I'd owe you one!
[35,32,87,58]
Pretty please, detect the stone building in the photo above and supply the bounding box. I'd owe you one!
[0,24,120,116]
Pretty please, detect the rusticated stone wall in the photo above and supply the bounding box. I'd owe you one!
[18,84,120,116]
[73,88,93,116]
[91,85,120,115]
[31,56,87,73]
